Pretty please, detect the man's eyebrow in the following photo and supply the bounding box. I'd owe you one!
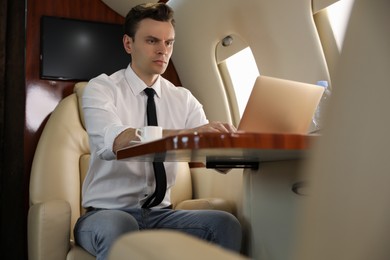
[145,35,159,40]
[145,35,175,41]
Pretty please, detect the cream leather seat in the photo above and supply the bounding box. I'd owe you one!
[28,82,233,260]
[293,1,390,259]
[109,230,248,260]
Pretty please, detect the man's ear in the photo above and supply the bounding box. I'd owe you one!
[123,35,132,54]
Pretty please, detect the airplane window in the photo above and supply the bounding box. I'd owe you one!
[327,0,355,51]
[313,0,355,81]
[224,47,260,118]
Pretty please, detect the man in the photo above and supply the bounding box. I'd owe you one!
[74,3,242,259]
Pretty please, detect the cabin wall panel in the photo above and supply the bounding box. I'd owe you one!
[169,0,330,123]
[1,0,27,258]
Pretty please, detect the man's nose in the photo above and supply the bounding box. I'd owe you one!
[157,43,168,55]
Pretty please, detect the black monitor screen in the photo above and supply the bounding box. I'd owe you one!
[40,16,130,81]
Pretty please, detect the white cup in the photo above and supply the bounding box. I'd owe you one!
[135,126,163,142]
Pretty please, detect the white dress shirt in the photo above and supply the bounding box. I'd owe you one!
[81,65,208,209]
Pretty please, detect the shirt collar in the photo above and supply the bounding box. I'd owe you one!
[125,65,162,98]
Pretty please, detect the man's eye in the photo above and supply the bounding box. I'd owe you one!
[147,39,156,44]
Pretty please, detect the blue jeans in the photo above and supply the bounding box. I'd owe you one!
[74,208,242,260]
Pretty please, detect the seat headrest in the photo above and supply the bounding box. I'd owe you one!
[74,82,88,129]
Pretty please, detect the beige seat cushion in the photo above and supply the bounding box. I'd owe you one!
[109,230,248,260]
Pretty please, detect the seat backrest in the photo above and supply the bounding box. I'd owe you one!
[29,83,90,239]
[293,1,390,259]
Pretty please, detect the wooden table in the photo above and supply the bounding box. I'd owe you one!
[116,132,315,169]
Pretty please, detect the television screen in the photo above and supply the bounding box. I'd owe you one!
[40,16,130,81]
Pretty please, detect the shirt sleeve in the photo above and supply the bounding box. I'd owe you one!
[172,86,208,128]
[82,75,128,160]
[185,92,209,128]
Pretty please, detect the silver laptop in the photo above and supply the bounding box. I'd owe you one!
[237,76,325,134]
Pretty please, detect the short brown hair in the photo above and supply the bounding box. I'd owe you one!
[124,3,175,39]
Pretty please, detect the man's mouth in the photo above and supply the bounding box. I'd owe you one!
[154,59,167,65]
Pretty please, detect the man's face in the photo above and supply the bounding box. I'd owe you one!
[123,18,175,85]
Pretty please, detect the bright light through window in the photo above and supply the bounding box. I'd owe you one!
[327,0,355,51]
[225,47,260,117]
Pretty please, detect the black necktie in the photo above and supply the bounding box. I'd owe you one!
[142,88,167,208]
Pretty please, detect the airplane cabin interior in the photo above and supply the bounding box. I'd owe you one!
[0,0,389,259]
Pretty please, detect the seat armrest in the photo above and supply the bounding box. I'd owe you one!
[28,200,71,260]
[174,198,233,213]
[109,230,248,260]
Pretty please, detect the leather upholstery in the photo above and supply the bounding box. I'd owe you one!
[293,1,390,259]
[28,82,232,260]
[28,83,92,259]
[108,230,248,260]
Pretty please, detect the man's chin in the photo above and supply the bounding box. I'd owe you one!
[154,67,168,75]
[153,61,168,71]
